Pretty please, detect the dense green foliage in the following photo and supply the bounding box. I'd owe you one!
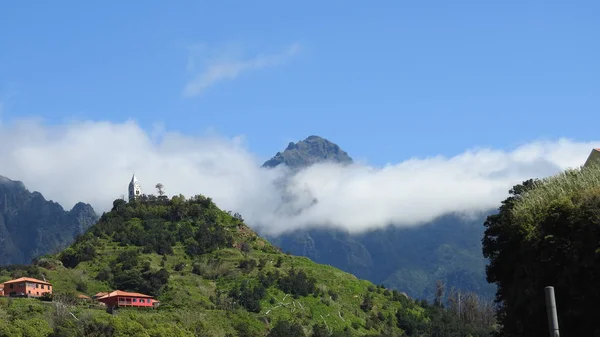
[483,165,600,336]
[0,175,98,265]
[1,193,496,336]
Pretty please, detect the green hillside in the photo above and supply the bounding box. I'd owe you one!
[0,194,496,336]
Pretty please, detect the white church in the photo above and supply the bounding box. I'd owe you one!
[128,173,142,202]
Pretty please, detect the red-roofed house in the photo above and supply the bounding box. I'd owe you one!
[584,148,600,168]
[96,290,159,308]
[2,277,52,298]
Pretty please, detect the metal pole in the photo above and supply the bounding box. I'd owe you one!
[545,286,560,337]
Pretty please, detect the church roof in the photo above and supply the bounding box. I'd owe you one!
[130,173,138,184]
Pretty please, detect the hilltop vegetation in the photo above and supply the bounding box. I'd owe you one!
[1,193,495,336]
[483,164,600,336]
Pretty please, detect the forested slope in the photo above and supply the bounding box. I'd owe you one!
[1,193,496,336]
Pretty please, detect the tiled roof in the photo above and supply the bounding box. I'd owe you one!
[93,291,109,298]
[97,290,154,300]
[77,294,91,299]
[3,277,51,285]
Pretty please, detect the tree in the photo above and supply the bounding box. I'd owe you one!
[360,294,374,312]
[228,280,265,313]
[311,323,330,337]
[267,321,305,337]
[241,241,251,257]
[434,279,445,308]
[277,268,316,297]
[155,183,165,196]
[233,212,244,222]
[447,287,460,317]
[483,172,600,336]
[482,180,540,336]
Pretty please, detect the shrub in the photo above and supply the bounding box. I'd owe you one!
[239,259,257,273]
[174,263,185,272]
[228,281,266,313]
[277,268,316,297]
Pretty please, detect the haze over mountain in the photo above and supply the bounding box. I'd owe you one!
[0,126,596,299]
[260,136,495,299]
[0,175,98,265]
[0,119,597,238]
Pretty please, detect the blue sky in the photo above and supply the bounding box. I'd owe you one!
[1,0,599,166]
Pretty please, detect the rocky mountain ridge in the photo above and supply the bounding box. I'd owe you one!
[0,175,98,265]
[263,135,353,169]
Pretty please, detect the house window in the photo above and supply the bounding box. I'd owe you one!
[9,284,13,289]
[140,299,145,303]
[28,290,31,294]
[36,292,39,295]
[36,284,39,288]
[133,299,137,302]
[41,285,44,289]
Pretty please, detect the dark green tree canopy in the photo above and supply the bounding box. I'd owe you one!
[483,166,600,336]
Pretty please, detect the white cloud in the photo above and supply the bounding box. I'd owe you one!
[182,43,301,97]
[0,118,598,235]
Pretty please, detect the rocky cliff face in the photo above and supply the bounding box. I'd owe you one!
[0,175,98,265]
[262,135,353,169]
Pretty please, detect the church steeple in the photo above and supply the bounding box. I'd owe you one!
[128,173,141,202]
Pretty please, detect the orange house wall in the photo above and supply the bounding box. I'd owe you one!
[4,281,52,297]
[99,296,155,307]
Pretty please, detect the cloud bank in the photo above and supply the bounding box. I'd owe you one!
[183,42,301,97]
[0,118,598,235]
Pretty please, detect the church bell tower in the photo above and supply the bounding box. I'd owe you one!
[128,173,141,202]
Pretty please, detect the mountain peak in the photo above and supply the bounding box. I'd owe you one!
[262,135,353,169]
[0,175,27,191]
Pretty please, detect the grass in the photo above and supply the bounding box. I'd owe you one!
[13,236,417,336]
[0,196,450,336]
[511,164,600,226]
